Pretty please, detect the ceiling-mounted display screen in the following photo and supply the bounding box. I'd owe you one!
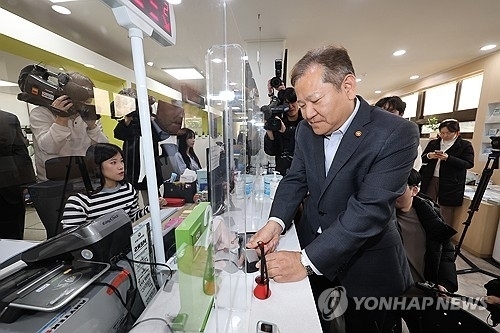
[102,0,176,46]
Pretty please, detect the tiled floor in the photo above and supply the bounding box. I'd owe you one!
[20,205,500,332]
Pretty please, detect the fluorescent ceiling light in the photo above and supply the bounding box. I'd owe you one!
[167,0,182,4]
[356,78,362,82]
[0,80,17,87]
[374,90,382,94]
[84,63,95,68]
[51,5,71,15]
[50,0,79,2]
[409,75,420,80]
[211,58,223,64]
[481,44,497,51]
[392,49,406,56]
[147,61,154,66]
[163,68,204,80]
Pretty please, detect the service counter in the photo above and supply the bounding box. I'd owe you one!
[451,185,500,257]
[130,196,322,333]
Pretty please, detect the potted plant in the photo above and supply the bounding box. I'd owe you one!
[427,116,439,137]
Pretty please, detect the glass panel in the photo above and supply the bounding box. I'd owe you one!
[459,121,475,133]
[401,93,418,119]
[423,81,456,115]
[206,44,251,333]
[458,73,483,110]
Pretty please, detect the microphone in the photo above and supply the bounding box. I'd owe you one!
[62,81,92,102]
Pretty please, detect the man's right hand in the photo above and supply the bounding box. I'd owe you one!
[52,95,73,125]
[52,95,73,113]
[247,220,283,255]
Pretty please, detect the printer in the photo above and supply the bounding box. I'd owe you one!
[0,209,137,332]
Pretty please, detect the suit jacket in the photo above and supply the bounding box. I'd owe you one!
[420,136,474,206]
[270,96,418,298]
[0,110,36,188]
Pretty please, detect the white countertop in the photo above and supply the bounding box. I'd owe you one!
[130,196,321,333]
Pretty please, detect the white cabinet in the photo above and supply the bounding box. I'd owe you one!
[481,102,500,160]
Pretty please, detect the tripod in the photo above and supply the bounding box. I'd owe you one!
[454,149,500,279]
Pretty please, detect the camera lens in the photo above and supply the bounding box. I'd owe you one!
[270,77,282,89]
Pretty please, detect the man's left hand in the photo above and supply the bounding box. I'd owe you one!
[265,250,307,282]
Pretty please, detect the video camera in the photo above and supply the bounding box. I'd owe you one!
[17,64,98,120]
[269,59,283,89]
[260,87,298,131]
[261,96,289,131]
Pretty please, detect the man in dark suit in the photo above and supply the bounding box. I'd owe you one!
[0,110,36,239]
[248,45,420,332]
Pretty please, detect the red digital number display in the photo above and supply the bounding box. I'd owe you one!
[130,0,172,36]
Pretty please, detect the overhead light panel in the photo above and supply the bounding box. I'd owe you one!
[163,68,204,80]
[481,44,497,51]
[51,5,71,15]
[392,49,406,56]
[0,80,17,87]
[410,75,420,80]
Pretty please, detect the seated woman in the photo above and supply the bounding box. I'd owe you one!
[173,128,201,176]
[61,143,166,229]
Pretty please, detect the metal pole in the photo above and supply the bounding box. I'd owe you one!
[128,27,166,275]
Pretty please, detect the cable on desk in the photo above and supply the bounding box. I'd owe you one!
[93,282,127,308]
[110,264,139,323]
[129,317,173,331]
[121,255,173,281]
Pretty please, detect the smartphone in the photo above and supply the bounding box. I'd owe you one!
[256,321,279,333]
[434,150,444,154]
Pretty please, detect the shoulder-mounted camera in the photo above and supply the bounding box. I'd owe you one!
[17,64,98,120]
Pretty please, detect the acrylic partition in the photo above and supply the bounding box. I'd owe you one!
[205,44,251,333]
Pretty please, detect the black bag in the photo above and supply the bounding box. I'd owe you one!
[163,181,197,203]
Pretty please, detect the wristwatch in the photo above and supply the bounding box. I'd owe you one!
[300,253,315,276]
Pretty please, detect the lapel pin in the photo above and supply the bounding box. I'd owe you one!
[355,130,362,137]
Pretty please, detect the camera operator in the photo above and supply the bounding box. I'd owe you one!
[263,82,303,176]
[29,72,108,182]
[113,88,165,204]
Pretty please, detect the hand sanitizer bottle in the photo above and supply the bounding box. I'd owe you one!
[235,171,244,199]
[270,171,281,200]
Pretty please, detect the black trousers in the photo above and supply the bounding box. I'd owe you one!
[0,185,26,240]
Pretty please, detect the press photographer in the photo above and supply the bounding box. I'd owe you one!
[263,86,303,176]
[21,66,108,181]
[112,88,165,202]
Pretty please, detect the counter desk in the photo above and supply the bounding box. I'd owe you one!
[130,196,322,333]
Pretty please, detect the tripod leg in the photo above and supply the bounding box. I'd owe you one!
[454,152,500,279]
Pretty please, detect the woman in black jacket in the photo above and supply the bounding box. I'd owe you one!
[420,119,474,226]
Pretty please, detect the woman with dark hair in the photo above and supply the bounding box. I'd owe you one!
[61,143,166,229]
[173,128,201,176]
[420,119,474,226]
